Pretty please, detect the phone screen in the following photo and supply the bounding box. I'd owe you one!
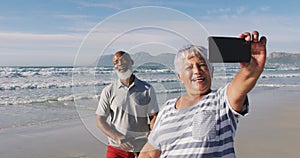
[208,36,251,63]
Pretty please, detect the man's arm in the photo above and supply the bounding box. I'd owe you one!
[96,115,133,150]
[138,141,161,158]
[227,31,267,113]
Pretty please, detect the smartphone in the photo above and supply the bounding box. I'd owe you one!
[208,36,251,63]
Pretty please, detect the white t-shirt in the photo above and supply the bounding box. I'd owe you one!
[96,76,159,151]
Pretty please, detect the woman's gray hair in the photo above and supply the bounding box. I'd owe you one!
[174,45,213,76]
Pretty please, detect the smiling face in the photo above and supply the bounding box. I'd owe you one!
[178,53,212,96]
[113,51,133,80]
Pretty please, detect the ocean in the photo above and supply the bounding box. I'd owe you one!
[1,62,299,131]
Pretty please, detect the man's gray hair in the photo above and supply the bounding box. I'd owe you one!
[174,45,213,76]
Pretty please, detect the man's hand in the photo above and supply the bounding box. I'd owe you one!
[115,135,134,151]
[96,115,134,151]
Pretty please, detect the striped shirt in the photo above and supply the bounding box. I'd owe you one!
[148,85,248,158]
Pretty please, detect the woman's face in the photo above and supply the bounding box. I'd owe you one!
[178,53,212,96]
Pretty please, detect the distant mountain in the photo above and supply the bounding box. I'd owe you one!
[95,51,300,67]
[267,52,300,64]
[96,52,176,68]
[96,54,114,66]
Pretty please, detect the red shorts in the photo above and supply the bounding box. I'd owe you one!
[106,145,136,158]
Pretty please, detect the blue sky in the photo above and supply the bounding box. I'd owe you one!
[1,0,299,66]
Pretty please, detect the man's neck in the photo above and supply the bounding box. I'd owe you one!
[120,75,134,87]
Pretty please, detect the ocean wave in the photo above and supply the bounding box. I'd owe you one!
[135,68,174,74]
[0,67,175,78]
[261,73,300,78]
[1,66,300,106]
[142,78,178,83]
[155,88,184,94]
[0,93,98,106]
[0,79,113,91]
[257,84,300,88]
[1,83,298,105]
[0,87,184,105]
[0,76,180,91]
[1,72,298,91]
[0,67,114,78]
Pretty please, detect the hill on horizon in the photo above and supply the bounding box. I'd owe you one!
[95,51,300,67]
[267,52,300,64]
[96,52,176,68]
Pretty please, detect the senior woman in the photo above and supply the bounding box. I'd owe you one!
[139,31,267,158]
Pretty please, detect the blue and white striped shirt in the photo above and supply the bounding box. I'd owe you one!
[148,85,248,158]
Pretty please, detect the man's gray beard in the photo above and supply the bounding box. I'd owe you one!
[115,69,133,80]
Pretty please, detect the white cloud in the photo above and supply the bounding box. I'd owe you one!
[54,14,90,20]
[0,32,85,66]
[236,6,246,14]
[76,1,121,10]
[198,14,300,53]
[207,7,231,15]
[0,16,7,20]
[0,32,83,47]
[260,6,271,12]
[1,5,299,66]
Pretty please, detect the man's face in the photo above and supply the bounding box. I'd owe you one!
[178,54,212,95]
[113,53,132,73]
[113,53,133,80]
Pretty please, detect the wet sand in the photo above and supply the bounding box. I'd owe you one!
[0,87,299,158]
[235,87,300,158]
[0,118,106,158]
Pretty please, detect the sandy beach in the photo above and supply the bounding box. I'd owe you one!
[0,117,106,158]
[235,87,300,158]
[0,86,299,158]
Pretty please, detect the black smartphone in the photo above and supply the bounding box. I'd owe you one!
[208,36,251,63]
